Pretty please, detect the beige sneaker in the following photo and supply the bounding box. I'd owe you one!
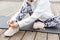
[33,22,45,29]
[4,27,19,36]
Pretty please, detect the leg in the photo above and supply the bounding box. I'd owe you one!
[19,22,34,30]
[44,16,60,28]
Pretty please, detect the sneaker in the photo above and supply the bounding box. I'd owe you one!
[4,27,19,36]
[33,22,45,29]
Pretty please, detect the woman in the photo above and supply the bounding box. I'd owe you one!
[4,0,54,36]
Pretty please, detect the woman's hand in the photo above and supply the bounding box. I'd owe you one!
[7,20,19,28]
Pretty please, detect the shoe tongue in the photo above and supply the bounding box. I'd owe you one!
[9,27,19,30]
[9,27,15,30]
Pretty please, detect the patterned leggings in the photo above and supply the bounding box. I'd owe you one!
[44,16,60,28]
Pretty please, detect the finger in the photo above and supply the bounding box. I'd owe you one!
[8,25,11,27]
[9,20,13,24]
[6,20,13,27]
[9,23,14,27]
[7,20,11,25]
[7,23,11,27]
[9,20,14,24]
[7,20,10,24]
